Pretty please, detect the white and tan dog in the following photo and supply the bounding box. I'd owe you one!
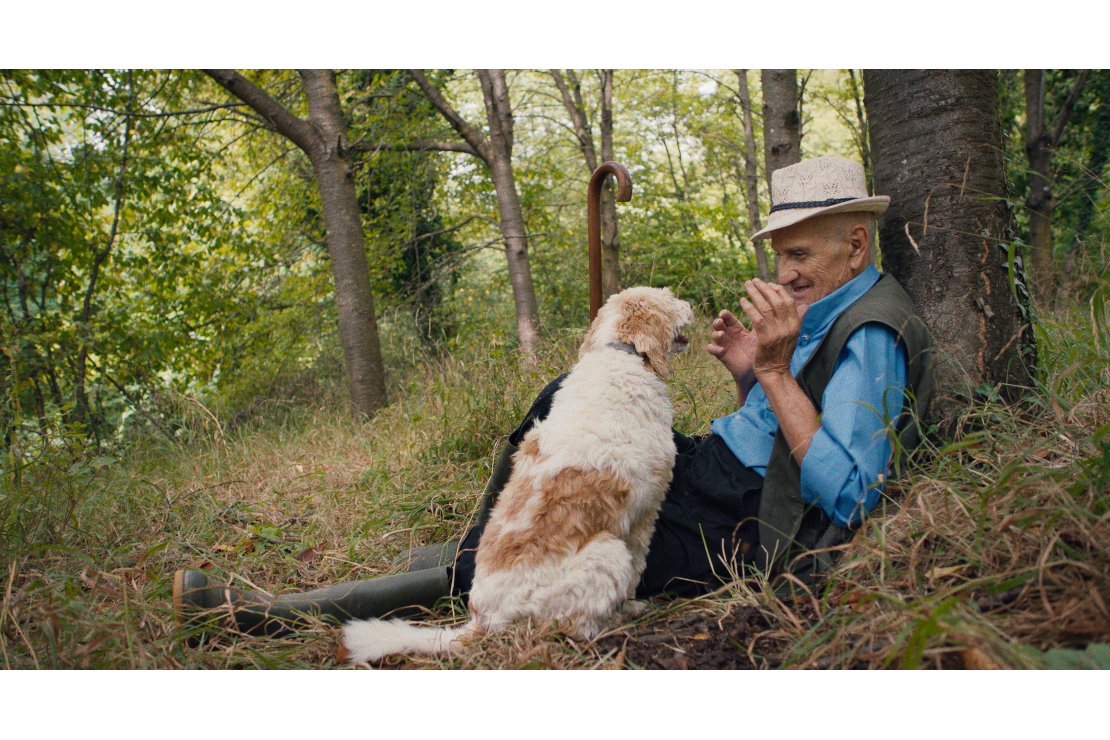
[342,286,694,662]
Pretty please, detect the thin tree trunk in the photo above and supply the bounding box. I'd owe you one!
[598,69,621,298]
[203,69,389,416]
[75,82,132,434]
[761,69,802,179]
[736,69,770,281]
[551,69,622,299]
[761,69,802,277]
[1025,70,1055,301]
[865,70,1036,429]
[477,69,540,355]
[848,70,872,190]
[847,69,877,265]
[1024,69,1091,302]
[410,69,540,356]
[1068,71,1110,272]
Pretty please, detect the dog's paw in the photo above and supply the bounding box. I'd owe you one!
[618,599,652,620]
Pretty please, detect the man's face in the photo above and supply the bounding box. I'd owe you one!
[770,214,870,308]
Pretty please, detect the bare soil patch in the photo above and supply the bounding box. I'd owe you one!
[594,603,792,670]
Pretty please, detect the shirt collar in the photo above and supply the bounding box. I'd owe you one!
[799,264,881,337]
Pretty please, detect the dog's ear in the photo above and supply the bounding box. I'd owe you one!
[617,296,672,381]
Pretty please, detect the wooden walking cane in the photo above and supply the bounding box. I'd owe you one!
[587,162,633,321]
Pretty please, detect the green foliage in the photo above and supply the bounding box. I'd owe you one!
[1001,69,1110,275]
[0,70,282,445]
[1032,260,1110,405]
[347,71,470,349]
[1035,642,1110,669]
[615,71,755,311]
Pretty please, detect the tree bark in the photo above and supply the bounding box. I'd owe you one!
[736,69,770,281]
[761,70,802,178]
[203,69,388,417]
[410,69,540,356]
[550,69,622,299]
[1024,69,1090,301]
[864,70,1036,429]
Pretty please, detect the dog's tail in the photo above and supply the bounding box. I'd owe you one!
[340,618,478,663]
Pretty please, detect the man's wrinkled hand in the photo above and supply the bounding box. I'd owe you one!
[707,308,758,390]
[738,279,808,378]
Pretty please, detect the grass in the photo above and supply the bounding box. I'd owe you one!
[1,276,1108,669]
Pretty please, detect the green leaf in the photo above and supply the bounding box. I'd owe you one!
[1040,644,1110,670]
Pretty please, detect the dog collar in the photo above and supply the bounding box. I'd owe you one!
[606,341,648,361]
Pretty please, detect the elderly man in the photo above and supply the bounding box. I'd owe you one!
[174,157,931,632]
[700,156,932,585]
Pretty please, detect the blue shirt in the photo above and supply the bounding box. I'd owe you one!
[709,265,908,528]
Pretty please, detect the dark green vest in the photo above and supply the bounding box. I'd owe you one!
[755,273,933,588]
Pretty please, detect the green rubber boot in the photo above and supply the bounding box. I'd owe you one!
[173,566,451,636]
[392,440,518,572]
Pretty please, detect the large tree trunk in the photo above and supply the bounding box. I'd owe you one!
[761,69,802,178]
[736,69,770,281]
[203,69,388,417]
[299,70,389,415]
[864,70,1036,429]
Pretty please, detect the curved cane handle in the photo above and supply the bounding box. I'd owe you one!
[587,162,633,321]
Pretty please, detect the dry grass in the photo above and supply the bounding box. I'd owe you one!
[2,295,1108,669]
[757,387,1110,670]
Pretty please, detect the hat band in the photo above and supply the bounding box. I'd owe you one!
[769,196,856,214]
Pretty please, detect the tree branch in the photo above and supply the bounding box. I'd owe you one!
[201,69,318,154]
[407,70,490,162]
[349,139,478,156]
[87,357,177,445]
[549,69,598,171]
[1051,69,1091,146]
[82,109,132,327]
[408,214,500,243]
[0,99,247,118]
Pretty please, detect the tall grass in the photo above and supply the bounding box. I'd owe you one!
[1,273,1108,668]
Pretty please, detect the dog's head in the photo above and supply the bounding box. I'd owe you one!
[580,286,695,380]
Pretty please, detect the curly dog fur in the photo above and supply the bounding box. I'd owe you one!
[341,286,694,662]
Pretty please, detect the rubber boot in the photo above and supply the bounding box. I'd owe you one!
[474,440,518,528]
[173,566,451,637]
[392,440,518,572]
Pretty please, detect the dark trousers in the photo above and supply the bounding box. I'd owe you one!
[452,376,763,599]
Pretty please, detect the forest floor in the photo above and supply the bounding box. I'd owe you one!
[2,294,1109,670]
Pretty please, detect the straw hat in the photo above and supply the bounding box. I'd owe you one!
[751,157,889,241]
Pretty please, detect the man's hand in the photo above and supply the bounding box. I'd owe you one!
[707,308,758,400]
[738,279,808,379]
[737,279,819,464]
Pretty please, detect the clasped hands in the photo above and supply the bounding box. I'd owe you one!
[707,279,808,394]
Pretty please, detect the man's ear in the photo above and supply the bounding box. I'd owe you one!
[847,223,870,268]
